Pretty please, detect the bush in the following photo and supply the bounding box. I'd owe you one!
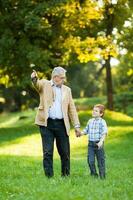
[114,92,133,116]
[75,92,133,117]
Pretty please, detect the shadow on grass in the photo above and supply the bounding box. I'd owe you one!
[0,125,38,146]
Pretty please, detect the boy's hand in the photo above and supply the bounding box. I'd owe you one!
[80,131,85,136]
[97,141,103,149]
[31,70,38,79]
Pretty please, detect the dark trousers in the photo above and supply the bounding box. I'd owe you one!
[88,141,105,179]
[39,118,70,177]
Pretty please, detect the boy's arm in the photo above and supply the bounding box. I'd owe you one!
[81,120,90,136]
[97,134,106,148]
[97,120,108,148]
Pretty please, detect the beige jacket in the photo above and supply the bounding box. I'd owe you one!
[32,78,80,135]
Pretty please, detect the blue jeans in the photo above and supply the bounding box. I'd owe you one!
[88,141,105,178]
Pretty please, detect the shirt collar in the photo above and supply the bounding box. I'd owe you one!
[50,80,62,88]
[93,117,101,121]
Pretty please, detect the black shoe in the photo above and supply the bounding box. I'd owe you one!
[45,172,54,178]
[61,173,70,177]
[100,175,105,179]
[91,173,98,178]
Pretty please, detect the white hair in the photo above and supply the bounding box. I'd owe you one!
[52,66,67,77]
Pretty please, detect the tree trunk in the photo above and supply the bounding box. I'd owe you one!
[104,57,113,110]
[104,3,115,110]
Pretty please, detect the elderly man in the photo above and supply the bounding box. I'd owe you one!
[31,67,80,177]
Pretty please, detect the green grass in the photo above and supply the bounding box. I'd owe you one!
[0,109,133,200]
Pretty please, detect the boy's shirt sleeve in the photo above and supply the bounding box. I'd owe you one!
[101,119,108,136]
[83,120,90,135]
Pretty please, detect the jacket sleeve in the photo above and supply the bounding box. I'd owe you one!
[31,77,45,93]
[68,89,80,128]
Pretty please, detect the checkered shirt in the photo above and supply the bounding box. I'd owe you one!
[83,117,108,141]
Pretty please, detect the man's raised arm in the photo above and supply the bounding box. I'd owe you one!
[31,70,43,92]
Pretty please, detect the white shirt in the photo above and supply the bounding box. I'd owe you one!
[48,81,63,119]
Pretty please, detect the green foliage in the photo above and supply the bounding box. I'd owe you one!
[113,92,133,116]
[66,62,104,98]
[0,0,120,84]
[75,92,133,117]
[115,53,133,93]
[0,0,133,111]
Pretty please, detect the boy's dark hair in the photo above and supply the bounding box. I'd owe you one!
[94,104,105,117]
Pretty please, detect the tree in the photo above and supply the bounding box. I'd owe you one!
[0,0,133,111]
[0,0,109,110]
[62,0,133,110]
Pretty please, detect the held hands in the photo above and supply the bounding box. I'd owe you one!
[31,70,38,79]
[81,131,85,136]
[75,129,86,137]
[75,128,81,137]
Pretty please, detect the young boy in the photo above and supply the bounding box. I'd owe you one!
[81,104,108,179]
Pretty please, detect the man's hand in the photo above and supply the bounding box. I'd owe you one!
[97,141,103,149]
[31,70,38,79]
[75,128,81,137]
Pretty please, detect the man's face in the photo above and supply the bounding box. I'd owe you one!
[53,74,66,86]
[92,107,102,118]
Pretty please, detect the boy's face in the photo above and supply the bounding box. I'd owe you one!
[92,107,103,118]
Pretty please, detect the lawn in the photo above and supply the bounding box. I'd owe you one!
[0,109,133,200]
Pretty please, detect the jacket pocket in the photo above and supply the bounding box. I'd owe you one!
[38,106,45,121]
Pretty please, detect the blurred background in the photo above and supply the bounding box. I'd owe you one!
[0,1,133,200]
[0,0,133,116]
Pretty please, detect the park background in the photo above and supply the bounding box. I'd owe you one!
[0,0,133,200]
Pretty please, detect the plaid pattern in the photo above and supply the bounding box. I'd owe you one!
[83,118,108,141]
